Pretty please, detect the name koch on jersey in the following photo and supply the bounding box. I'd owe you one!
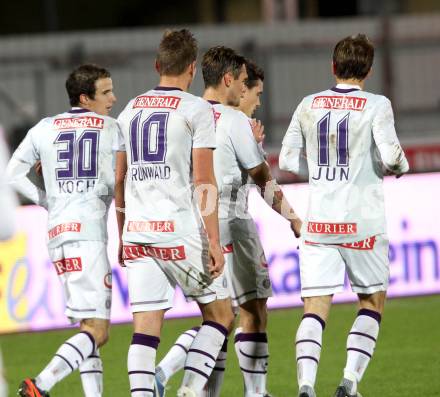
[116,88,216,243]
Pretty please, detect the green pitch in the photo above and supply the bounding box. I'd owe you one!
[2,295,439,396]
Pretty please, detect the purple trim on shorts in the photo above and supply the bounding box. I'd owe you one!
[347,347,372,358]
[89,354,100,359]
[207,100,220,105]
[80,331,96,352]
[237,332,268,343]
[184,366,209,379]
[303,313,326,330]
[65,342,84,360]
[130,388,154,393]
[295,339,322,348]
[191,326,201,332]
[330,86,360,93]
[68,108,90,114]
[234,333,241,344]
[240,366,267,374]
[221,338,228,352]
[175,343,188,353]
[154,86,183,92]
[189,348,216,362]
[128,370,155,375]
[297,355,319,365]
[131,333,160,349]
[349,331,377,342]
[358,308,382,324]
[202,321,228,337]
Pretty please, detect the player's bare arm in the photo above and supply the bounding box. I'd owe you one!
[247,161,302,237]
[192,147,225,278]
[115,151,127,266]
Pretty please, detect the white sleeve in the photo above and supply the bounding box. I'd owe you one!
[372,97,409,174]
[192,100,216,149]
[230,113,265,170]
[6,125,47,207]
[280,101,308,176]
[114,114,126,152]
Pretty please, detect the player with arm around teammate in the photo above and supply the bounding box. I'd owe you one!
[7,64,117,397]
[153,58,281,397]
[279,34,409,397]
[114,29,234,397]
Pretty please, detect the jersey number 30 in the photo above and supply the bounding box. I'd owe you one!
[55,130,99,180]
[130,111,168,164]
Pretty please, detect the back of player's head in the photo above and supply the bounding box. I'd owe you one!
[156,29,198,76]
[333,34,374,80]
[202,46,246,88]
[244,59,264,89]
[66,64,111,107]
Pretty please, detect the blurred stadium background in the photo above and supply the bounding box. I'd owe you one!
[1,0,440,396]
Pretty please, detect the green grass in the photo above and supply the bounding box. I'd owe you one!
[2,295,440,396]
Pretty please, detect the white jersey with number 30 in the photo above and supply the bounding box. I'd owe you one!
[7,109,118,248]
[116,87,216,244]
[282,85,409,243]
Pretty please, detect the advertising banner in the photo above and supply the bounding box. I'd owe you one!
[1,173,439,333]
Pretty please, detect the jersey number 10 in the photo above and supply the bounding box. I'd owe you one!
[130,111,168,164]
[317,112,349,167]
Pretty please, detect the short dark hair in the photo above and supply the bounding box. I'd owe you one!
[202,46,246,88]
[244,59,264,89]
[156,29,198,76]
[66,64,111,107]
[333,34,374,80]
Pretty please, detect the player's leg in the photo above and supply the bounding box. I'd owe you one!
[128,310,164,397]
[179,296,234,397]
[296,241,344,397]
[79,318,110,397]
[155,326,200,395]
[228,237,272,397]
[19,242,110,397]
[335,234,389,397]
[124,248,175,397]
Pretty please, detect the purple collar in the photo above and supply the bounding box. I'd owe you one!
[154,86,183,92]
[207,100,220,105]
[68,108,90,114]
[330,86,360,93]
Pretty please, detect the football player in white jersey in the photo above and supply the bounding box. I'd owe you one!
[279,34,409,397]
[114,30,234,397]
[204,47,302,397]
[153,59,278,397]
[7,64,117,397]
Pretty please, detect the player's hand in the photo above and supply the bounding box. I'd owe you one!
[208,241,225,278]
[35,161,42,176]
[118,240,125,267]
[290,217,302,238]
[250,119,265,144]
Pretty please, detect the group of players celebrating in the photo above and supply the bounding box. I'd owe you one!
[6,29,408,397]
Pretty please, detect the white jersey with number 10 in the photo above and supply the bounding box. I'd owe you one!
[116,87,216,244]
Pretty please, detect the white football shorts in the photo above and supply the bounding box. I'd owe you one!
[223,235,272,309]
[48,241,112,322]
[123,232,230,313]
[299,234,389,297]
